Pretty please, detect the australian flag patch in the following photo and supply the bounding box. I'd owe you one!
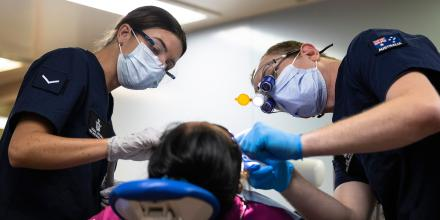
[372,33,406,54]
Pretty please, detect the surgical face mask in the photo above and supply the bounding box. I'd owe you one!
[117,29,166,90]
[271,53,327,118]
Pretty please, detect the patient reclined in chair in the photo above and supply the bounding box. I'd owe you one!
[91,179,301,220]
[90,122,303,220]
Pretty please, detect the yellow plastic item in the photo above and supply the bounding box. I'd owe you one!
[235,93,252,106]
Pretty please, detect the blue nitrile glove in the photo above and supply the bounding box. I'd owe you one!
[236,122,303,160]
[248,159,294,192]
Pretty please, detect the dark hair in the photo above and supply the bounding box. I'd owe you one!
[148,122,242,217]
[102,6,187,56]
[265,40,303,57]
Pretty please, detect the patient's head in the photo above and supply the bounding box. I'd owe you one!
[148,122,242,216]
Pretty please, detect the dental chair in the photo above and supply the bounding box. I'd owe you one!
[110,158,326,220]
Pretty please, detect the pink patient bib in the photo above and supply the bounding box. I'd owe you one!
[89,206,119,220]
[223,196,294,220]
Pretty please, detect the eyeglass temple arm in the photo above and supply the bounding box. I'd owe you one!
[319,43,334,54]
[165,71,176,79]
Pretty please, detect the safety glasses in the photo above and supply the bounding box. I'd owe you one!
[135,30,176,80]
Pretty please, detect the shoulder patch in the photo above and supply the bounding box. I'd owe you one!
[372,33,406,54]
[32,66,67,94]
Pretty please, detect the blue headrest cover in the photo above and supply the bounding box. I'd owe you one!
[110,178,220,219]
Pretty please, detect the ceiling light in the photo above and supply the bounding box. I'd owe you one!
[0,116,7,129]
[67,0,207,24]
[0,57,23,72]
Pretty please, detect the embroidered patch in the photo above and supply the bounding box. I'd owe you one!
[32,66,66,94]
[372,34,406,53]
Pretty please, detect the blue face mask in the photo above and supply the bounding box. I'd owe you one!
[271,53,327,118]
[117,29,166,90]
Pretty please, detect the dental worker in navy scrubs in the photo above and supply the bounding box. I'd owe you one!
[0,6,186,220]
[238,29,440,219]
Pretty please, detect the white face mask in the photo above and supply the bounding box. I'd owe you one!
[271,53,327,118]
[116,29,166,90]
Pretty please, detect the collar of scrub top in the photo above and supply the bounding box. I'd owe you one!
[253,43,334,115]
[133,29,176,80]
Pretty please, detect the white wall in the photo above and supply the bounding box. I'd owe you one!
[112,0,440,211]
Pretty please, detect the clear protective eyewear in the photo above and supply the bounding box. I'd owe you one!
[134,29,176,80]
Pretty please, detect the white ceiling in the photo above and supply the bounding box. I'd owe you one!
[173,0,320,31]
[0,0,321,104]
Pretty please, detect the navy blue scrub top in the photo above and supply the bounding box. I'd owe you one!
[0,48,115,220]
[333,29,440,219]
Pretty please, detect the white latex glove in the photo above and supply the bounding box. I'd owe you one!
[107,128,160,162]
[100,181,123,207]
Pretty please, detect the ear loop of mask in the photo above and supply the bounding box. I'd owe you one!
[131,28,142,45]
[117,27,141,56]
[291,45,319,70]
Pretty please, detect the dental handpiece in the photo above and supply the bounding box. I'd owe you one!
[242,154,261,172]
